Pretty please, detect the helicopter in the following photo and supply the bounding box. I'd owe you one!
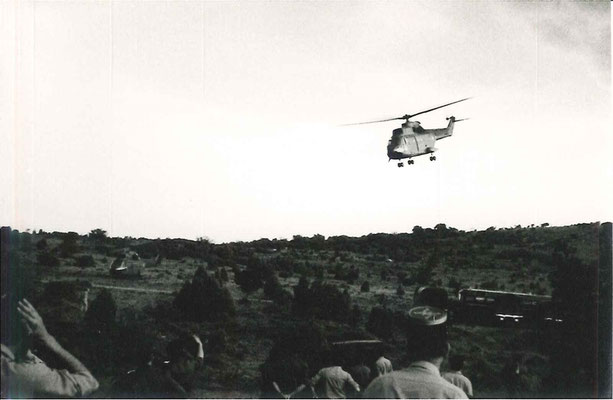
[345,98,470,167]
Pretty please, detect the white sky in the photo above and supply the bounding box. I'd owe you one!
[1,1,611,243]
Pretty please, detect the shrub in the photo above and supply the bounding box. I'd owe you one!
[260,321,328,395]
[448,277,462,293]
[235,256,274,295]
[59,232,80,257]
[413,263,432,285]
[366,307,394,340]
[85,289,116,331]
[37,252,60,267]
[292,279,352,323]
[263,274,285,300]
[220,267,229,282]
[36,238,48,251]
[349,305,362,327]
[88,229,107,242]
[174,266,236,322]
[75,255,95,268]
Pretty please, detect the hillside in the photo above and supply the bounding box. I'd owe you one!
[1,222,610,398]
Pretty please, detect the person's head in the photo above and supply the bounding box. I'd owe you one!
[167,335,202,386]
[448,354,465,371]
[405,306,449,364]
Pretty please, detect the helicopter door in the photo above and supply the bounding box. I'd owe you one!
[413,136,422,153]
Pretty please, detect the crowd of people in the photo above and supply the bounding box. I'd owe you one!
[1,292,476,399]
[0,242,486,400]
[267,305,473,399]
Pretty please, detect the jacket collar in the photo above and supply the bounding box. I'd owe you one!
[408,360,441,376]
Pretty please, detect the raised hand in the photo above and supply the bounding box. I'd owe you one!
[17,298,53,345]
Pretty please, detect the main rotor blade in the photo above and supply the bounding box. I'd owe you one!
[340,97,471,127]
[339,116,406,126]
[408,97,471,119]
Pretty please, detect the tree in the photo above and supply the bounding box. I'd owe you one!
[88,229,107,242]
[59,232,80,257]
[236,256,274,295]
[291,279,352,323]
[546,241,598,395]
[174,266,236,322]
[86,289,117,332]
[412,225,424,238]
[360,281,370,292]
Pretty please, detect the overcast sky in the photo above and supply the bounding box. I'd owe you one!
[1,1,611,243]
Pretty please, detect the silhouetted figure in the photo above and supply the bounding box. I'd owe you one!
[286,352,360,399]
[349,361,371,398]
[363,306,467,399]
[113,334,204,398]
[442,354,473,398]
[1,297,99,398]
[502,355,525,398]
[261,357,309,398]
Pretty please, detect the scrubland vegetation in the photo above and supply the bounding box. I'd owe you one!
[1,222,610,398]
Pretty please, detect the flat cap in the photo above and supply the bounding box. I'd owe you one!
[408,306,447,326]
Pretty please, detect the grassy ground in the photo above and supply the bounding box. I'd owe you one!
[6,222,602,397]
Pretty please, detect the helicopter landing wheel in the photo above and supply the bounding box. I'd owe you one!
[408,159,414,165]
[397,162,404,168]
[429,156,436,161]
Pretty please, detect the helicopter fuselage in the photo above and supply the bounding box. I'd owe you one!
[387,117,455,160]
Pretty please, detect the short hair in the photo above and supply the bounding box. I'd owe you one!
[405,324,448,361]
[448,354,465,370]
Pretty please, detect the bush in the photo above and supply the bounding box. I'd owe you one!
[413,263,433,285]
[263,274,284,300]
[260,321,328,396]
[75,254,95,268]
[366,307,394,340]
[235,256,274,295]
[349,305,362,327]
[88,229,107,242]
[360,281,370,292]
[36,238,48,251]
[59,232,80,257]
[85,289,117,331]
[174,266,236,322]
[292,279,353,323]
[37,252,60,267]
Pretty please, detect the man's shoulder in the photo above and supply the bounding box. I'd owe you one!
[443,371,471,384]
[363,374,395,397]
[442,371,461,379]
[437,375,469,398]
[367,369,467,398]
